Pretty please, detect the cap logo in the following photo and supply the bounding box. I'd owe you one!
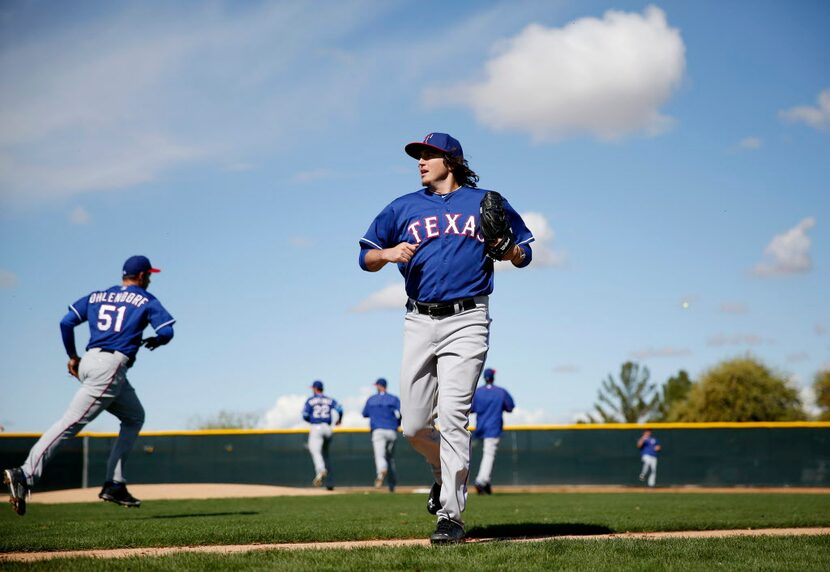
[424,133,434,143]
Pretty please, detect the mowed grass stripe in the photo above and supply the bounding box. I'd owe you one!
[2,536,829,572]
[2,492,829,553]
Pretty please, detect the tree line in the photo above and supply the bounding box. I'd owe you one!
[584,355,830,423]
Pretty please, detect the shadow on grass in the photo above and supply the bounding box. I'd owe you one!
[467,522,614,540]
[147,511,259,520]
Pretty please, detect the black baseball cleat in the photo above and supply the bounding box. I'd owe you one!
[3,468,30,516]
[482,483,492,495]
[426,482,441,515]
[99,481,141,508]
[430,518,466,545]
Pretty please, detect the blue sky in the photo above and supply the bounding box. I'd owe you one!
[1,0,828,432]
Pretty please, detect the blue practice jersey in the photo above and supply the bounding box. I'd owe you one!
[640,437,660,457]
[359,186,534,303]
[303,395,343,425]
[362,392,401,431]
[63,284,175,360]
[471,384,515,439]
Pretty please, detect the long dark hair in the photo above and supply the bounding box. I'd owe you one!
[444,154,479,188]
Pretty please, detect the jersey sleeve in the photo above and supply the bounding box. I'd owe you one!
[146,299,175,331]
[362,399,370,418]
[68,294,90,323]
[503,389,515,412]
[503,198,535,268]
[332,399,344,417]
[302,399,312,421]
[360,203,397,251]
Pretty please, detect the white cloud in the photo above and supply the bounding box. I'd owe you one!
[738,137,763,150]
[779,88,830,131]
[706,333,770,347]
[0,269,18,288]
[352,282,406,313]
[501,406,558,426]
[753,217,816,276]
[495,211,564,272]
[799,385,821,418]
[629,347,692,360]
[426,5,685,141]
[69,206,91,225]
[259,394,309,430]
[259,387,376,430]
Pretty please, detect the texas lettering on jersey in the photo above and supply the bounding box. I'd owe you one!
[406,213,485,244]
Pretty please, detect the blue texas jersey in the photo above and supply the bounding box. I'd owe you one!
[65,285,175,359]
[359,186,534,303]
[640,437,660,457]
[471,384,515,439]
[362,392,401,431]
[303,395,343,425]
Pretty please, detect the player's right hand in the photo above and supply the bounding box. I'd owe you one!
[383,242,418,263]
[67,357,81,380]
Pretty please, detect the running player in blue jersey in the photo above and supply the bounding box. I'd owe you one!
[471,368,515,495]
[303,381,343,489]
[3,255,175,515]
[637,429,662,487]
[359,133,534,544]
[362,378,401,491]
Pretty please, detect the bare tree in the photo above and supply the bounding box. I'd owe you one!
[585,361,658,423]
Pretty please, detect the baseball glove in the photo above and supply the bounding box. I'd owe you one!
[479,191,515,261]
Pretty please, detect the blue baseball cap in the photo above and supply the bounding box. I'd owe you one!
[123,255,160,276]
[483,368,496,381]
[375,378,387,388]
[311,380,324,390]
[405,132,464,161]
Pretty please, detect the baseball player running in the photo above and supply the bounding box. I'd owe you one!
[637,429,662,487]
[362,378,401,491]
[471,368,515,495]
[358,133,534,544]
[302,381,343,489]
[3,255,175,516]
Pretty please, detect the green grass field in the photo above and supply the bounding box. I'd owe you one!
[2,492,829,570]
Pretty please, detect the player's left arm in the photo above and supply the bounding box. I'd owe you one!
[503,199,534,268]
[333,400,344,426]
[60,297,88,379]
[503,390,516,413]
[654,440,662,452]
[142,300,176,350]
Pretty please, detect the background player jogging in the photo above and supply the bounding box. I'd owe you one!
[302,381,343,490]
[3,255,175,516]
[362,377,401,491]
[471,367,515,495]
[358,132,533,544]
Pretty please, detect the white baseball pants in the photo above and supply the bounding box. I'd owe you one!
[22,348,145,486]
[371,428,398,484]
[308,423,333,478]
[474,437,501,486]
[399,298,490,525]
[640,454,658,487]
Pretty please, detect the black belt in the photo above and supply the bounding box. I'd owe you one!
[95,348,116,353]
[407,298,477,317]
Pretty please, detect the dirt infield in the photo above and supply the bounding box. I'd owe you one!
[28,483,830,504]
[2,528,829,562]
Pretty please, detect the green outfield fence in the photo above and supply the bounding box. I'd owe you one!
[1,423,828,491]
